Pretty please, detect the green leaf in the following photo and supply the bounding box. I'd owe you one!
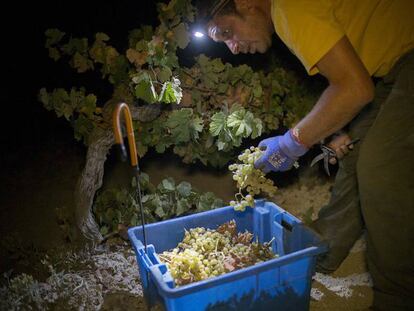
[197,54,210,68]
[253,85,263,98]
[172,23,189,49]
[159,77,182,104]
[155,142,169,153]
[227,107,262,139]
[165,108,196,144]
[202,72,218,88]
[82,94,97,118]
[100,226,109,235]
[210,58,225,73]
[155,204,166,218]
[72,52,93,73]
[251,117,263,139]
[138,172,150,189]
[62,37,89,55]
[209,112,227,136]
[191,116,204,140]
[227,109,250,136]
[48,48,61,61]
[136,141,149,158]
[74,114,94,143]
[159,81,176,103]
[217,141,227,151]
[45,29,65,48]
[159,178,176,192]
[176,198,190,215]
[135,39,149,52]
[95,32,110,42]
[140,194,151,203]
[158,67,172,83]
[177,181,192,197]
[217,83,228,94]
[197,192,222,211]
[135,79,157,104]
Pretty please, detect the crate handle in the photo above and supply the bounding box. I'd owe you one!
[281,219,293,232]
[149,265,175,290]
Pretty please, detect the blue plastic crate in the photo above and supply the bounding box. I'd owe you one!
[128,200,327,311]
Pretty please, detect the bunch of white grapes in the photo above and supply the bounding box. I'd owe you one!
[159,223,277,287]
[228,147,277,211]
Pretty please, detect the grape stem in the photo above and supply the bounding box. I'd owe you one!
[235,191,245,200]
[264,237,275,247]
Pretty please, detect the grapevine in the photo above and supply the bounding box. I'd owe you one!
[228,147,277,211]
[39,0,318,167]
[159,220,277,287]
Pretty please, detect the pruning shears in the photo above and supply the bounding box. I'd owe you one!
[310,138,360,176]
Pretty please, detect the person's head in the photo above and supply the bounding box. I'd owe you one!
[196,0,273,54]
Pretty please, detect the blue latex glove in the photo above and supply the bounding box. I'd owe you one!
[254,130,309,173]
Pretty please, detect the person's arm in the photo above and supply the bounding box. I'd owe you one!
[295,36,374,147]
[254,36,374,173]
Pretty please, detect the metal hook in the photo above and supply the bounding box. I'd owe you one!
[113,103,139,167]
[112,103,147,252]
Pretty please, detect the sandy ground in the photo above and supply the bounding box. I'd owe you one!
[277,184,372,311]
[0,142,373,310]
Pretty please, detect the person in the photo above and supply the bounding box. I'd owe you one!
[196,0,414,310]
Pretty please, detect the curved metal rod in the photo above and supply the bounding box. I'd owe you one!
[112,102,138,168]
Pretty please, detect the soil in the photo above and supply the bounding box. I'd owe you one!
[0,136,373,310]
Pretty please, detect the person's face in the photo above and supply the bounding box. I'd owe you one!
[207,7,273,54]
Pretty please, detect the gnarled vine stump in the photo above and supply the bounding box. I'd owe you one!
[74,103,161,242]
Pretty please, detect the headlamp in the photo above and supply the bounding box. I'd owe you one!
[191,0,231,39]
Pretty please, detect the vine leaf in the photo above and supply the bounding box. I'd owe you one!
[160,178,176,192]
[155,204,166,218]
[176,198,190,215]
[95,32,110,42]
[158,67,172,83]
[191,116,204,140]
[159,81,177,103]
[172,23,190,49]
[80,94,97,118]
[73,52,93,73]
[166,108,203,143]
[177,181,192,197]
[44,29,64,61]
[159,77,182,104]
[135,79,157,104]
[126,48,148,67]
[227,107,263,138]
[209,112,227,136]
[48,48,61,61]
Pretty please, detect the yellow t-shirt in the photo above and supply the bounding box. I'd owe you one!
[271,0,414,77]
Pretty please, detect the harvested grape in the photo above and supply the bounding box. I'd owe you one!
[228,147,277,211]
[158,220,278,287]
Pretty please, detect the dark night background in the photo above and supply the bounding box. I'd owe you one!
[0,1,308,256]
[2,1,160,154]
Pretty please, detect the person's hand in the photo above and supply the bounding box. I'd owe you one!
[254,130,308,173]
[326,132,355,165]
